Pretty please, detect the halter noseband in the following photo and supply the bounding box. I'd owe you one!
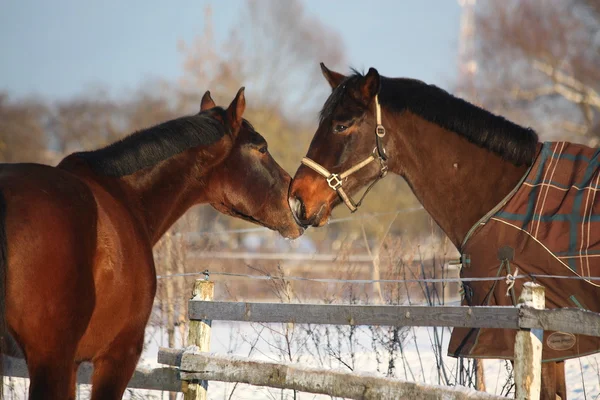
[301,95,388,213]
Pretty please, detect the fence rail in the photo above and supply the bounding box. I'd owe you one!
[519,307,600,336]
[158,348,505,400]
[188,300,600,336]
[3,356,180,392]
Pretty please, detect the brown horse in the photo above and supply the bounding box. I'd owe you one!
[288,64,583,399]
[0,87,303,399]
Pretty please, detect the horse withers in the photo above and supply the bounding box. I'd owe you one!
[0,88,303,400]
[289,63,600,399]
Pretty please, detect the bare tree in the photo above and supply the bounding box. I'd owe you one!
[48,93,121,156]
[0,93,48,163]
[178,0,345,118]
[463,0,600,144]
[123,85,181,133]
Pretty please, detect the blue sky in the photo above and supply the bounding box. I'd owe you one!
[0,0,461,100]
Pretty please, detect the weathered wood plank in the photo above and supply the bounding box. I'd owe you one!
[158,347,183,366]
[519,307,600,337]
[3,356,181,392]
[514,283,544,400]
[165,349,505,400]
[188,301,520,329]
[185,279,214,400]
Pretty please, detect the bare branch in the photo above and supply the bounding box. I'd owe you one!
[532,59,600,109]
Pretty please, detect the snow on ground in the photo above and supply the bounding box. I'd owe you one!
[139,322,600,399]
[4,322,599,399]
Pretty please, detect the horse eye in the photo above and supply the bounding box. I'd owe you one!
[258,146,268,154]
[334,124,348,133]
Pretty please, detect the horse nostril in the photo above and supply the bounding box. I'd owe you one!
[298,198,306,220]
[288,196,307,226]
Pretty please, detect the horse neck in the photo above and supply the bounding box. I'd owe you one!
[115,156,202,243]
[59,149,223,246]
[386,112,531,249]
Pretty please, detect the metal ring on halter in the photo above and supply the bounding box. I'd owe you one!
[326,174,343,190]
[376,124,386,138]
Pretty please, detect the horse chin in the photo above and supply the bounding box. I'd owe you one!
[314,215,330,228]
[278,225,305,240]
[269,211,305,239]
[228,206,304,239]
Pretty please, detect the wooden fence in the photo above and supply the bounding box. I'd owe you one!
[4,280,600,399]
[157,280,600,400]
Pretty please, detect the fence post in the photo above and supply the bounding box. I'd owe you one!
[184,278,214,400]
[514,282,545,400]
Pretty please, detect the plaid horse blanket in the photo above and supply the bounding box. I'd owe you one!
[448,141,600,362]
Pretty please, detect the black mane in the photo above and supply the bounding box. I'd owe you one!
[75,111,226,177]
[322,71,539,166]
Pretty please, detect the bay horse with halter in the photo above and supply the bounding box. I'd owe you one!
[290,64,600,399]
[0,88,303,399]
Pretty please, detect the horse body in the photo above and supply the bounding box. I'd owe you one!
[1,89,303,399]
[290,64,582,398]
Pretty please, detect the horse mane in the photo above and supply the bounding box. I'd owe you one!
[75,111,226,177]
[325,70,539,166]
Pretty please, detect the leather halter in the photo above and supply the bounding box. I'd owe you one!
[301,95,388,213]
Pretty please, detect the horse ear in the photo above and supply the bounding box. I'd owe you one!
[225,87,246,137]
[200,90,216,111]
[356,67,380,104]
[320,62,346,90]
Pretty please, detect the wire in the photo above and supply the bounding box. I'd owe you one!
[157,270,501,282]
[157,269,600,283]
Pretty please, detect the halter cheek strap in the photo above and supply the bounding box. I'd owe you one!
[300,95,388,213]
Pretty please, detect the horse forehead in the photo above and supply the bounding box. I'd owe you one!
[237,127,266,146]
[326,96,367,124]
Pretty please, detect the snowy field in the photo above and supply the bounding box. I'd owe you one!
[4,322,598,399]
[142,322,600,400]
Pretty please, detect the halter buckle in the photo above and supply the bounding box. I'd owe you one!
[376,124,386,138]
[326,174,343,190]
